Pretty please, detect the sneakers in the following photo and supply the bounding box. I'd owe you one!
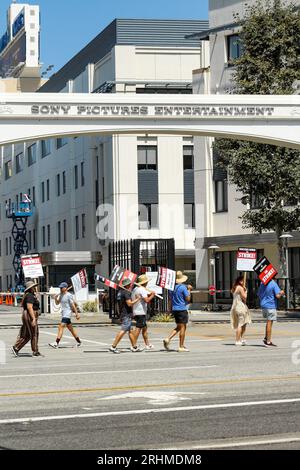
[241,340,247,346]
[109,346,120,354]
[49,342,59,349]
[235,341,243,346]
[130,346,143,352]
[75,342,82,348]
[145,344,154,350]
[32,352,43,357]
[11,346,19,357]
[163,338,170,351]
[178,346,189,352]
[263,339,277,347]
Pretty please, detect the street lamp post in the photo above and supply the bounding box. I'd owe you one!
[279,233,293,309]
[208,244,219,311]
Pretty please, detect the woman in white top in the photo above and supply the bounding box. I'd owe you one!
[230,275,252,346]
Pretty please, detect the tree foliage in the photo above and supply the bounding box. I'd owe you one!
[214,0,300,275]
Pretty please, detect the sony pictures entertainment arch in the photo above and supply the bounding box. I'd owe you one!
[0,93,300,149]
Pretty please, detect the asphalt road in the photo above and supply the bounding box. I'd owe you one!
[0,311,300,450]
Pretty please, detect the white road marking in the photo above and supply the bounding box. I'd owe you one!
[39,330,109,346]
[99,391,206,405]
[1,397,300,425]
[164,436,300,450]
[0,365,217,379]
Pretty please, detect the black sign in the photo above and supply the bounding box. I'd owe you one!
[253,256,278,285]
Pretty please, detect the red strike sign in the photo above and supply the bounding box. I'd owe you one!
[253,257,278,286]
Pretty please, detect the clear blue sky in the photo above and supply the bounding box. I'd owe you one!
[0,0,208,74]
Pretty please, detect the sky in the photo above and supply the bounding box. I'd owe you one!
[0,0,209,75]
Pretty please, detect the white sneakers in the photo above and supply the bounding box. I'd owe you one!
[235,340,247,346]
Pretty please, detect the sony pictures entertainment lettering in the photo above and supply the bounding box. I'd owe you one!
[30,104,275,117]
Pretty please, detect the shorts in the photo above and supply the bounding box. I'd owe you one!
[120,317,132,332]
[134,316,147,329]
[61,317,72,325]
[173,310,189,325]
[262,309,277,321]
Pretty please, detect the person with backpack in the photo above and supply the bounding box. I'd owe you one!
[163,271,193,352]
[48,282,81,349]
[11,280,42,357]
[109,278,142,354]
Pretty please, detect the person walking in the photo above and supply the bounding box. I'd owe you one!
[49,282,81,349]
[109,278,142,354]
[258,278,285,347]
[163,271,193,352]
[11,280,42,357]
[131,274,156,350]
[230,275,252,346]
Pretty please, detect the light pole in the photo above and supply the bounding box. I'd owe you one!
[208,244,219,311]
[279,233,293,309]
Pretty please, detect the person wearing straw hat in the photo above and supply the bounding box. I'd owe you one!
[163,271,193,352]
[131,274,156,350]
[11,280,42,357]
[49,282,81,349]
[109,278,143,354]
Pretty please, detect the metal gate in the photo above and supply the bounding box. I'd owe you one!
[108,239,175,318]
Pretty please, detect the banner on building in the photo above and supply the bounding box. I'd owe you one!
[156,267,176,291]
[236,248,257,272]
[21,254,44,278]
[253,256,278,285]
[110,265,137,290]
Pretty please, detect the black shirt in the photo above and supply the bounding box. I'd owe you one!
[116,290,132,319]
[23,292,40,312]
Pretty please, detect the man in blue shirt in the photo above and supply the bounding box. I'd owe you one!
[258,278,285,347]
[163,271,193,352]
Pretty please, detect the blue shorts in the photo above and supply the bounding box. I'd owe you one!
[120,317,132,332]
[61,317,72,325]
[262,309,277,321]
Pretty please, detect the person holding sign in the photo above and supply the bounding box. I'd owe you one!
[131,274,156,350]
[163,271,193,352]
[230,276,252,346]
[49,282,81,349]
[257,278,285,347]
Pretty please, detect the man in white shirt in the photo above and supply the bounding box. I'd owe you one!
[131,274,155,350]
[49,282,81,349]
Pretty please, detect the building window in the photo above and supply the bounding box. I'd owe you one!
[41,140,51,158]
[183,146,194,170]
[5,160,12,180]
[46,179,50,201]
[138,146,157,170]
[138,203,158,229]
[29,231,32,250]
[74,165,78,189]
[33,229,36,250]
[41,181,45,203]
[56,137,68,149]
[184,203,195,229]
[9,237,12,255]
[32,186,36,206]
[47,225,51,246]
[81,162,85,186]
[75,216,79,239]
[63,219,67,243]
[28,143,37,166]
[215,180,228,212]
[227,34,243,63]
[62,171,66,194]
[56,174,60,197]
[42,226,45,247]
[5,238,8,256]
[82,214,86,238]
[57,221,61,244]
[15,152,24,173]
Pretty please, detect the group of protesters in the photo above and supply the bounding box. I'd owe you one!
[10,270,285,357]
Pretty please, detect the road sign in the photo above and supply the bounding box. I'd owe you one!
[237,248,257,272]
[253,256,278,285]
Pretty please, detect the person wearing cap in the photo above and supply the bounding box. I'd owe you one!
[131,274,156,350]
[163,271,193,352]
[109,278,143,354]
[49,282,81,349]
[11,280,42,357]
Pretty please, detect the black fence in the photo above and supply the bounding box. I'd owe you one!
[108,238,175,319]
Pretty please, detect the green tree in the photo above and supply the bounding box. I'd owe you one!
[214,0,300,277]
